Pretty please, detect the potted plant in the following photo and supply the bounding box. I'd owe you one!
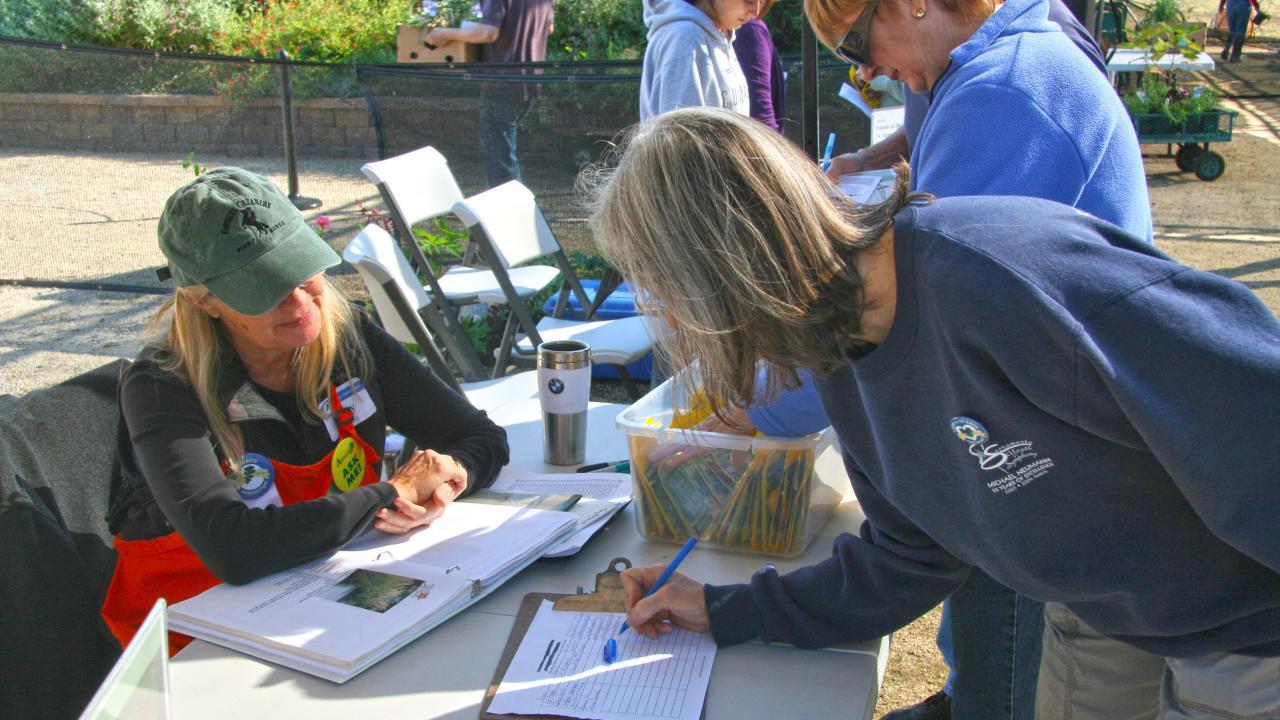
[1134,0,1209,48]
[1120,70,1233,179]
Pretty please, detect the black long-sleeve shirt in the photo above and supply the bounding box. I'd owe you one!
[111,313,509,585]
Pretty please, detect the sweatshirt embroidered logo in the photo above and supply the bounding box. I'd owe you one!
[950,416,1055,494]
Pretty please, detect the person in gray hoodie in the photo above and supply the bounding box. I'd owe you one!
[640,0,758,121]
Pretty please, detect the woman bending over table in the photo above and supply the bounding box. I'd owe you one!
[585,108,1280,720]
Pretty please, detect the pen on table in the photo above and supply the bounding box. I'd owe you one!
[820,132,836,173]
[576,460,630,473]
[603,536,698,664]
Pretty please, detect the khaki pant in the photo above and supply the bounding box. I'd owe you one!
[1036,602,1280,720]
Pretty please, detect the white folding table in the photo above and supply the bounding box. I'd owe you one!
[168,400,888,719]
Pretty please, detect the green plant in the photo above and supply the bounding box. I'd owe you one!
[181,151,207,176]
[548,0,646,60]
[1124,20,1202,59]
[82,0,238,52]
[408,0,483,30]
[1145,0,1185,24]
[411,220,468,276]
[1122,71,1218,125]
[0,0,96,41]
[212,0,405,63]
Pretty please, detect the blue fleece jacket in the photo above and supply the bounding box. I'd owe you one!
[747,0,1152,438]
[707,196,1280,658]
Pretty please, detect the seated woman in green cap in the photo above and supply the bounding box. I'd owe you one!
[102,168,509,651]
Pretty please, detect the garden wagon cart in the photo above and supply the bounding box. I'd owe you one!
[1130,108,1237,181]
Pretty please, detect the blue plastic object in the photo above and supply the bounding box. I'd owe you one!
[542,279,653,380]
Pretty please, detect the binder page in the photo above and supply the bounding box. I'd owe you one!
[489,469,632,557]
[341,502,576,584]
[489,600,716,720]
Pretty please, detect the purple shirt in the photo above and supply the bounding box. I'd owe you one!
[732,18,786,131]
[479,0,553,63]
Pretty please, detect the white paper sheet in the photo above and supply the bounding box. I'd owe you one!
[489,469,632,557]
[488,600,716,720]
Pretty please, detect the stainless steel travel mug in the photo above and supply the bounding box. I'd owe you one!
[537,340,591,465]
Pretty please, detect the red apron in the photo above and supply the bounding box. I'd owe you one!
[102,385,382,653]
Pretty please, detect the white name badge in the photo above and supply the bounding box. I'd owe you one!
[320,377,377,441]
[537,365,591,415]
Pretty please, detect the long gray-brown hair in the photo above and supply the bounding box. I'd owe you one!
[582,107,917,418]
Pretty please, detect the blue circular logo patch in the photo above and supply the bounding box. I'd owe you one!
[237,452,275,500]
[547,378,565,395]
[950,417,988,445]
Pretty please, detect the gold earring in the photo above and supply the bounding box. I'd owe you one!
[915,7,926,17]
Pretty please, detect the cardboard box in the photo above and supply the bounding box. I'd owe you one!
[396,25,480,63]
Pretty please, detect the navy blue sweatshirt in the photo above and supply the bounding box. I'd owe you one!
[706,196,1280,658]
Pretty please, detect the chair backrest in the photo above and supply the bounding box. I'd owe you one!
[343,224,433,345]
[451,181,561,269]
[342,225,465,392]
[360,146,464,227]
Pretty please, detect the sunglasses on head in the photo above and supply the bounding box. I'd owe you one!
[834,0,880,66]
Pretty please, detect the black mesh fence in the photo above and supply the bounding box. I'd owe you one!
[0,36,869,300]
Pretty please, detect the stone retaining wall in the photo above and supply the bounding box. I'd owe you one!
[0,92,382,158]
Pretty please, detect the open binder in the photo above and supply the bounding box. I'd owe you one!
[168,502,578,683]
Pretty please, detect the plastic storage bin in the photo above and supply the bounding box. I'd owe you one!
[616,372,846,557]
[542,278,653,380]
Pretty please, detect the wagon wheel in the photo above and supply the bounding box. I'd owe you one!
[1175,143,1203,172]
[1194,150,1225,181]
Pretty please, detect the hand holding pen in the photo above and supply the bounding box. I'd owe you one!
[617,538,708,641]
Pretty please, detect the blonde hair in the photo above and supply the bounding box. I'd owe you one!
[805,0,999,52]
[147,277,367,475]
[582,107,917,418]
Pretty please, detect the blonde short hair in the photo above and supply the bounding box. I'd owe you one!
[148,276,367,474]
[582,107,915,417]
[805,0,999,52]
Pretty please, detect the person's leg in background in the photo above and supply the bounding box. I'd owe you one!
[479,83,535,188]
[948,568,1043,720]
[1227,2,1251,62]
[1036,602,1164,720]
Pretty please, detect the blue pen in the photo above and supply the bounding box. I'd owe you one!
[820,132,836,172]
[603,537,698,664]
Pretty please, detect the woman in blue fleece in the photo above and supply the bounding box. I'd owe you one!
[640,0,758,121]
[587,106,1280,720]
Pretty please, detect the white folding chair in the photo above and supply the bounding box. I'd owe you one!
[343,224,540,410]
[360,147,561,376]
[451,181,653,399]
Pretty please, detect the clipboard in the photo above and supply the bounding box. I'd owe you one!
[481,556,706,720]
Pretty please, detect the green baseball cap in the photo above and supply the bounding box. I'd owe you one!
[157,167,339,316]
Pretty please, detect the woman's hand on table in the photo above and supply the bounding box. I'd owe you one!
[620,565,710,638]
[381,449,469,534]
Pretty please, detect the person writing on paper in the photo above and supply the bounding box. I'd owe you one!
[587,108,1280,719]
[102,168,509,651]
[813,0,1114,716]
